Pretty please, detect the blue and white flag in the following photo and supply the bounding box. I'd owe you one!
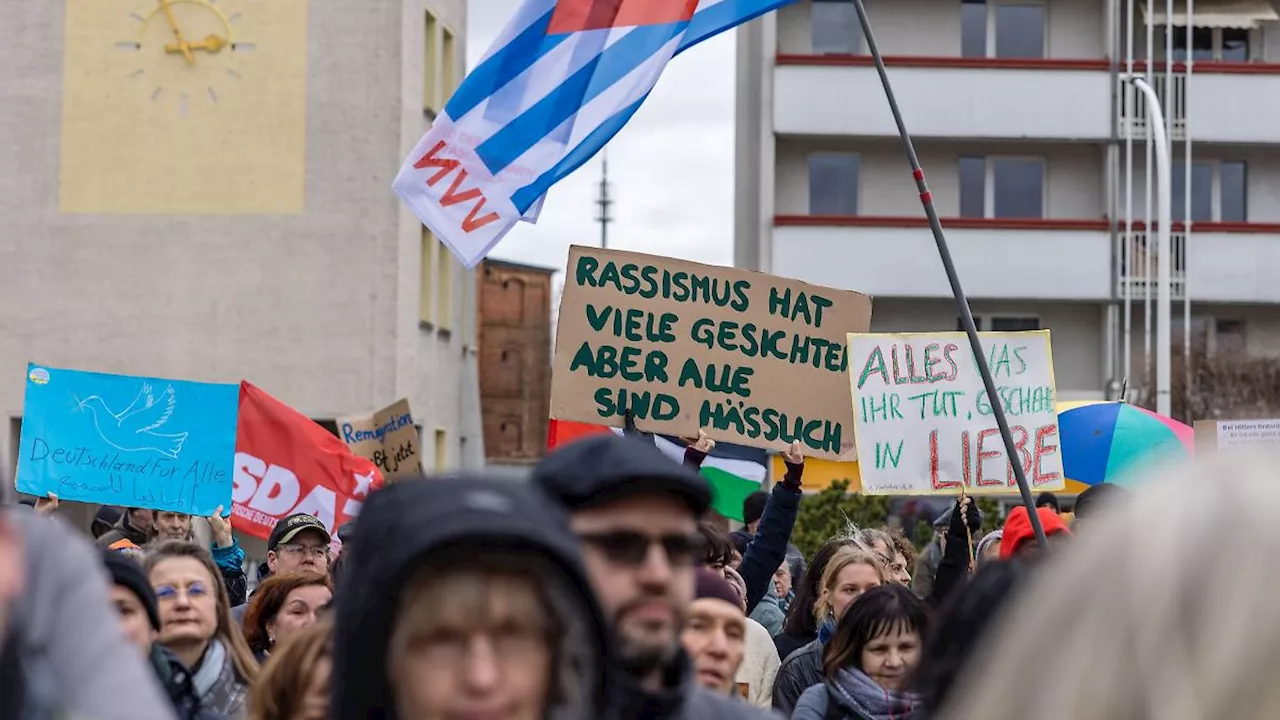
[393,0,796,268]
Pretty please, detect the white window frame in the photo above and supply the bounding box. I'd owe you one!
[987,1,1049,58]
[985,155,1048,219]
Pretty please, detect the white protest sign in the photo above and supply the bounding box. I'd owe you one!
[1195,418,1280,452]
[846,331,1065,495]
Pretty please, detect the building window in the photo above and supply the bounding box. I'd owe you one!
[442,28,457,95]
[990,316,1041,331]
[959,156,986,218]
[994,4,1045,58]
[1172,161,1247,223]
[812,0,862,54]
[1221,161,1247,222]
[434,428,448,471]
[962,316,1041,331]
[1157,26,1249,61]
[962,1,1045,58]
[423,12,438,116]
[1216,319,1245,353]
[961,0,987,57]
[1171,161,1213,222]
[808,153,859,215]
[992,158,1044,218]
[419,228,434,324]
[437,240,453,331]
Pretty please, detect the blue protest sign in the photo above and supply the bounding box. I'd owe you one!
[16,364,239,516]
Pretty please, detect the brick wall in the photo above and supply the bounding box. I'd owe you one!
[477,261,554,463]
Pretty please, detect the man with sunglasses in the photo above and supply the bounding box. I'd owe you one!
[534,433,778,719]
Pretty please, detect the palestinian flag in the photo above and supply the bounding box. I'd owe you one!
[547,420,768,521]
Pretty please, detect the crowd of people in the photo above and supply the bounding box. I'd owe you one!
[3,417,1273,719]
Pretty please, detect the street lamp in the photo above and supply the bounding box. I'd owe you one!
[1129,76,1172,417]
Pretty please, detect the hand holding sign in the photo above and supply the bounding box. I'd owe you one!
[33,493,58,516]
[684,429,716,454]
[782,440,804,466]
[208,505,233,548]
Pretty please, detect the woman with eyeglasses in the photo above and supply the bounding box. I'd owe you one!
[241,572,332,663]
[333,476,611,719]
[147,540,260,719]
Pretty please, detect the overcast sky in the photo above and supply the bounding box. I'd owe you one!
[466,0,737,275]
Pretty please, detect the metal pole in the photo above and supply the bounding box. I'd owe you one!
[1184,0,1193,415]
[597,150,612,250]
[1133,77,1172,417]
[1144,0,1154,383]
[850,0,1048,550]
[1124,0,1135,392]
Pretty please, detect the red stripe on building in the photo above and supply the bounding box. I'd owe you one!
[548,0,699,34]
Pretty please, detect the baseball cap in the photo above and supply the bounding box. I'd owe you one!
[531,433,711,516]
[268,513,331,551]
[101,549,161,631]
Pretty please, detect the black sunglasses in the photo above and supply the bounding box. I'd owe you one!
[578,531,706,567]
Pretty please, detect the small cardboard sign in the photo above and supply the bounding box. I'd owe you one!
[1194,418,1280,452]
[337,399,422,481]
[550,245,872,461]
[846,331,1065,495]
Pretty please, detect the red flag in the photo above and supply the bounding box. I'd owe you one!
[547,418,614,450]
[232,382,384,541]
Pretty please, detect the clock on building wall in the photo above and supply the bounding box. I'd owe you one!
[59,0,308,215]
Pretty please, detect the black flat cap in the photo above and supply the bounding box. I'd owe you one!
[532,433,711,516]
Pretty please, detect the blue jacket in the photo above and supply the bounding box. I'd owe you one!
[210,539,247,607]
[737,479,802,614]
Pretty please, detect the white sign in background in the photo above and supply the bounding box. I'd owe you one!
[847,331,1066,495]
[1216,419,1280,450]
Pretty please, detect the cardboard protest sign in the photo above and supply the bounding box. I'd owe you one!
[337,399,422,481]
[551,245,872,461]
[233,382,384,540]
[846,332,1065,495]
[16,364,238,515]
[1194,418,1280,452]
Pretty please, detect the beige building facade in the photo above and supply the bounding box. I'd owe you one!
[1,0,482,498]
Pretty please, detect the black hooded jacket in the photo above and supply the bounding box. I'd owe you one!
[332,476,612,720]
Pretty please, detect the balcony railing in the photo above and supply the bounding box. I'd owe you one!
[1120,73,1187,141]
[1118,231,1187,300]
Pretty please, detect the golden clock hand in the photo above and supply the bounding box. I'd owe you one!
[158,0,194,64]
[166,34,226,54]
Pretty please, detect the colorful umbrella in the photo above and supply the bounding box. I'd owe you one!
[1057,401,1194,487]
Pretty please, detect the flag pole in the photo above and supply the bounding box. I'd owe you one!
[849,0,1049,550]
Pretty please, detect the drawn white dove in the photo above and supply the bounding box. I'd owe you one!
[77,382,189,459]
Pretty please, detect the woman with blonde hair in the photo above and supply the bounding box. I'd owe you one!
[941,454,1280,720]
[147,540,259,719]
[772,545,885,715]
[248,617,333,720]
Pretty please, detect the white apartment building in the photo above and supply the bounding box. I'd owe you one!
[736,0,1280,400]
[1,0,482,519]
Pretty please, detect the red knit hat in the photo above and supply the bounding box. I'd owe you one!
[999,505,1071,559]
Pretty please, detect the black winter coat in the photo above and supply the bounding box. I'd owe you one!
[772,640,824,716]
